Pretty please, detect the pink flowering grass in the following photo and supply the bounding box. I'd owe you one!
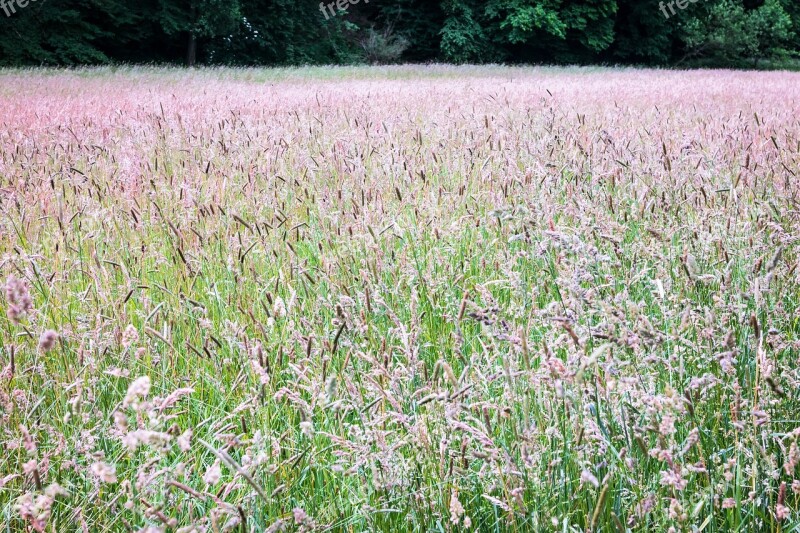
[1,65,800,531]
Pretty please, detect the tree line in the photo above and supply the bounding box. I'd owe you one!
[0,0,797,68]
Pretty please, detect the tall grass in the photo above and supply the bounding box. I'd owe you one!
[1,66,799,531]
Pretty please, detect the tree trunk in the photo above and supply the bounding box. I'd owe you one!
[186,33,197,67]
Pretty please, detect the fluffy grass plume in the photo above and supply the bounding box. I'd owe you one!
[1,65,800,531]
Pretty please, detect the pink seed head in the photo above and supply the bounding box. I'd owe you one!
[38,330,59,352]
[5,275,33,324]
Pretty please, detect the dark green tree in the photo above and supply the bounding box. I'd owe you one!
[1,0,799,68]
[0,0,111,65]
[610,0,676,64]
[680,0,793,67]
[205,0,359,65]
[156,0,241,66]
[439,0,495,63]
[373,0,444,61]
[778,0,800,54]
[481,0,617,63]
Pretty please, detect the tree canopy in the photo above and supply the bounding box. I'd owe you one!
[0,0,797,67]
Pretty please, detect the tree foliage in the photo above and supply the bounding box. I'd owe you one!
[681,0,794,66]
[0,0,797,67]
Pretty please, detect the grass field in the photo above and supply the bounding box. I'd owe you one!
[1,65,800,532]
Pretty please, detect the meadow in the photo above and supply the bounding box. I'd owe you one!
[1,65,800,532]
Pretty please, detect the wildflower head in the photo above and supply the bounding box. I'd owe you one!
[203,460,222,485]
[90,461,118,484]
[38,330,58,352]
[121,324,139,349]
[123,376,151,410]
[5,275,33,324]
